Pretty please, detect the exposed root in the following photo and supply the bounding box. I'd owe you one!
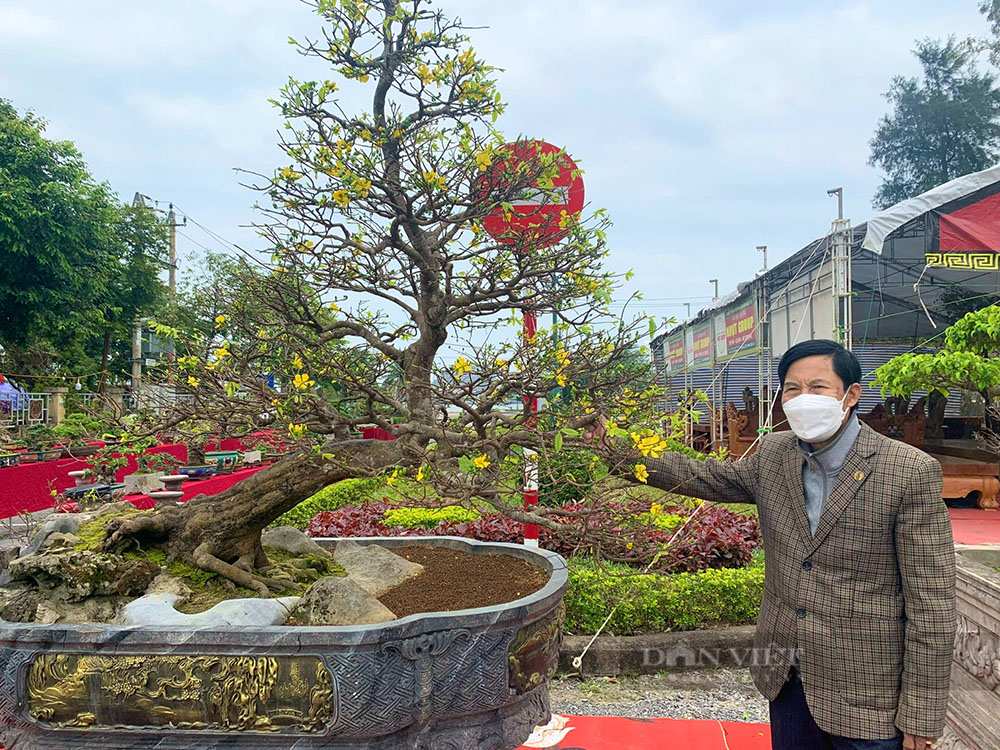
[193,542,273,597]
[103,513,172,552]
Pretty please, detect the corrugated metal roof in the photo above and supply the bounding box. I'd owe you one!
[660,345,966,417]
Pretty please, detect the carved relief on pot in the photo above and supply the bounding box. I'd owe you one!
[508,604,564,695]
[26,653,335,732]
[953,613,1000,691]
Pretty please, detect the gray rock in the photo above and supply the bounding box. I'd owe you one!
[34,596,124,624]
[291,576,396,626]
[261,526,332,558]
[0,584,40,622]
[21,514,85,557]
[43,532,80,551]
[333,539,423,597]
[145,572,192,603]
[7,549,159,602]
[121,592,300,627]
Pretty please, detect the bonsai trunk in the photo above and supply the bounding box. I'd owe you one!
[102,439,402,595]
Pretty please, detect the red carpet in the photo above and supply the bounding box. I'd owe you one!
[0,439,248,519]
[0,717,770,750]
[949,507,1000,545]
[517,715,770,749]
[124,464,268,509]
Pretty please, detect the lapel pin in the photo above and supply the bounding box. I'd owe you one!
[853,470,865,482]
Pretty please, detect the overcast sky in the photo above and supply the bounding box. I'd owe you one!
[0,0,990,323]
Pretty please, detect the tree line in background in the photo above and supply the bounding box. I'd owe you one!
[0,99,168,390]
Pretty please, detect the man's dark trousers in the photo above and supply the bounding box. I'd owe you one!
[770,670,903,750]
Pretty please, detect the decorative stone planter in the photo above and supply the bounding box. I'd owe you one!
[205,450,241,472]
[17,449,62,465]
[942,548,1000,750]
[178,464,217,479]
[0,536,567,750]
[58,444,100,460]
[66,470,89,488]
[122,471,164,495]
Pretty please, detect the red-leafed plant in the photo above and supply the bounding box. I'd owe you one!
[307,497,760,574]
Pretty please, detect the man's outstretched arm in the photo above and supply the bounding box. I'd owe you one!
[640,448,761,505]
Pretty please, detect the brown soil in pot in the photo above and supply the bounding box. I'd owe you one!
[379,546,549,617]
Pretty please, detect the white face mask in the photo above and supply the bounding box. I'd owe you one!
[782,393,849,443]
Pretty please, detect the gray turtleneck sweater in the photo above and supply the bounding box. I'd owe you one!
[798,412,861,535]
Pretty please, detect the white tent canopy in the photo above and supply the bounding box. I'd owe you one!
[861,163,1000,255]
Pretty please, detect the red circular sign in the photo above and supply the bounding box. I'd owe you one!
[480,139,585,249]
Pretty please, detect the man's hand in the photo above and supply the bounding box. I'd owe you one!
[903,734,935,749]
[582,417,612,457]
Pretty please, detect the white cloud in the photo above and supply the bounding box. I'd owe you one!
[0,0,990,307]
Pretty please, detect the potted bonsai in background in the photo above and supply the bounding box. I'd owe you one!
[16,425,62,463]
[123,450,180,495]
[51,412,108,459]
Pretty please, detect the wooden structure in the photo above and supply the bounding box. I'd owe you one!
[858,396,926,449]
[724,387,789,459]
[924,440,1000,511]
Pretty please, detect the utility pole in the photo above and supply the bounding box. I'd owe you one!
[827,187,852,349]
[131,317,143,405]
[756,245,768,275]
[709,279,719,301]
[684,302,691,321]
[166,203,186,297]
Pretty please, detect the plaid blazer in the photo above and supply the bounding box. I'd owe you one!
[643,423,956,739]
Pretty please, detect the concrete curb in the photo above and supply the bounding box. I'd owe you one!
[559,625,757,677]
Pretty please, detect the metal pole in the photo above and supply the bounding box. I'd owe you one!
[827,187,852,348]
[167,204,178,296]
[131,318,143,406]
[756,245,768,275]
[710,279,719,301]
[523,309,539,548]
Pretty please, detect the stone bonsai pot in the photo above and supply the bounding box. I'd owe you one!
[0,536,567,750]
[941,547,1000,750]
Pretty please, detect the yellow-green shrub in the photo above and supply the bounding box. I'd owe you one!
[271,477,385,529]
[383,506,479,529]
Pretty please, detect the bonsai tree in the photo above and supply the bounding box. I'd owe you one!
[105,0,673,596]
[874,304,1000,434]
[135,451,179,475]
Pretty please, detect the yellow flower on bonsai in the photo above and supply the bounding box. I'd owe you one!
[473,454,491,470]
[630,429,667,459]
[213,314,227,329]
[634,463,649,483]
[186,376,200,388]
[292,373,315,391]
[288,423,307,439]
[423,170,446,190]
[452,356,472,376]
[292,353,305,370]
[333,189,350,208]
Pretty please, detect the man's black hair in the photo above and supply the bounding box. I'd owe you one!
[777,339,862,390]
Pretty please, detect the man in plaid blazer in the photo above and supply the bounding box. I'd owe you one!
[630,340,956,750]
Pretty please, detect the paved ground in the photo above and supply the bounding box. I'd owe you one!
[550,668,769,724]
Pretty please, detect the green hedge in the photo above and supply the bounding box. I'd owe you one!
[272,478,385,529]
[383,506,479,529]
[564,552,764,635]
